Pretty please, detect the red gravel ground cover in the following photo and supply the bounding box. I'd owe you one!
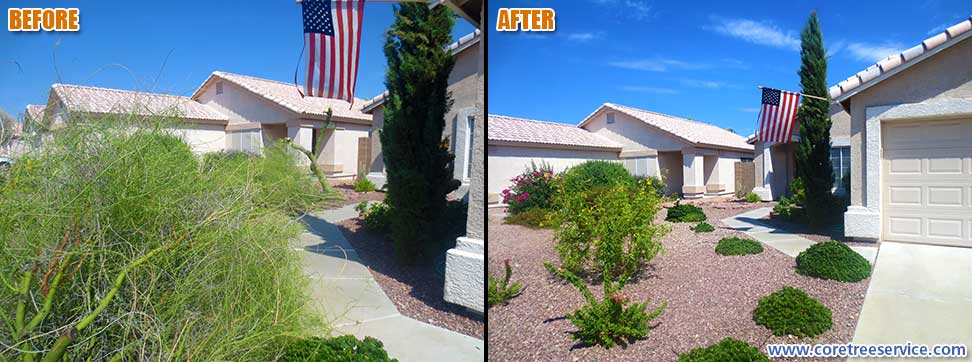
[337,218,484,339]
[487,201,869,361]
[327,181,385,207]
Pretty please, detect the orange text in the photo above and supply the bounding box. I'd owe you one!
[496,8,555,32]
[8,8,80,32]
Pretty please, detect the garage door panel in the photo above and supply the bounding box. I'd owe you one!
[882,118,972,246]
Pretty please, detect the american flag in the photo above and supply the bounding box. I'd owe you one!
[302,0,365,102]
[757,87,800,143]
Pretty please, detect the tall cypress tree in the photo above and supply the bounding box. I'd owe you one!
[795,11,834,228]
[380,3,459,263]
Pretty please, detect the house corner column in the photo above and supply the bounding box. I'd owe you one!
[844,105,885,241]
[681,152,704,199]
[752,141,774,201]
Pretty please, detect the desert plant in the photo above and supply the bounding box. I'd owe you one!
[544,263,666,348]
[354,173,377,192]
[380,2,460,264]
[558,160,635,195]
[795,11,835,229]
[666,201,707,222]
[488,259,523,307]
[678,337,769,362]
[795,241,871,282]
[753,287,832,338]
[789,177,807,206]
[503,207,550,229]
[745,192,762,203]
[356,201,392,233]
[553,179,668,280]
[280,335,398,362]
[636,175,667,199]
[0,118,315,360]
[715,237,764,256]
[502,161,559,214]
[691,222,715,233]
[284,108,338,195]
[772,196,804,222]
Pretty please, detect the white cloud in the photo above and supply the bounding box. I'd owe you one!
[844,42,904,62]
[620,86,677,94]
[678,79,739,89]
[927,23,950,35]
[608,58,707,72]
[739,107,760,113]
[566,32,602,42]
[591,0,653,21]
[711,17,800,51]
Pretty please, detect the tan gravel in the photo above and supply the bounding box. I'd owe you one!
[487,201,868,361]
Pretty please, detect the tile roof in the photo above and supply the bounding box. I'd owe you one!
[193,71,371,122]
[361,30,481,113]
[581,103,753,151]
[488,114,622,150]
[829,16,972,100]
[51,84,229,122]
[24,104,45,123]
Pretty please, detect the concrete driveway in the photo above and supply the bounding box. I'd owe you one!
[850,242,972,361]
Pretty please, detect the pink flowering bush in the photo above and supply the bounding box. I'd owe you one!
[503,162,559,214]
[544,262,667,348]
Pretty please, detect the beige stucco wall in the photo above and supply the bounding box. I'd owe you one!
[326,123,370,178]
[196,80,296,125]
[368,109,384,173]
[845,37,972,206]
[487,143,618,196]
[584,111,689,152]
[167,124,226,154]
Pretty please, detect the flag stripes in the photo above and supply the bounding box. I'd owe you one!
[303,0,364,103]
[757,88,800,144]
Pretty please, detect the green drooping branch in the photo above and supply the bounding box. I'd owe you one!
[285,107,334,194]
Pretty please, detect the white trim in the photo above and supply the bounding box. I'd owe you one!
[845,98,972,241]
[462,115,474,181]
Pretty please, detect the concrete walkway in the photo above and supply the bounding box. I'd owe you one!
[721,207,878,264]
[295,203,484,361]
[849,242,972,362]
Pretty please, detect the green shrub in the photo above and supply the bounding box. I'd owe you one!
[773,196,804,222]
[636,175,667,199]
[559,160,634,195]
[796,241,871,282]
[552,179,668,280]
[715,237,764,256]
[280,335,397,362]
[503,161,559,214]
[0,119,314,360]
[691,222,715,233]
[789,177,806,206]
[666,201,707,222]
[354,174,377,192]
[488,259,523,307]
[356,201,392,233]
[678,337,769,362]
[545,263,666,348]
[503,207,550,229]
[745,192,762,203]
[753,287,832,338]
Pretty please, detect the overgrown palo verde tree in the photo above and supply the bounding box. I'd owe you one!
[381,3,459,263]
[795,11,834,229]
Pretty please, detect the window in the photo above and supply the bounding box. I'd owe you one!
[215,81,223,95]
[740,157,754,163]
[606,112,615,124]
[463,115,474,180]
[831,146,851,192]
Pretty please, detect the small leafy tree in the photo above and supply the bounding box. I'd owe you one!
[380,3,459,263]
[795,11,834,228]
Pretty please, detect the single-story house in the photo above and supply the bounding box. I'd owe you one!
[360,29,481,196]
[752,16,972,247]
[488,103,754,202]
[25,71,373,178]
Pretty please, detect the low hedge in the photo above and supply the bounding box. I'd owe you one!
[666,202,706,222]
[280,335,397,362]
[715,237,763,256]
[753,287,832,338]
[678,337,769,362]
[691,222,715,233]
[795,241,871,282]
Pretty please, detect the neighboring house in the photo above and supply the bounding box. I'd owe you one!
[360,29,481,194]
[0,114,25,158]
[23,71,373,178]
[487,103,754,201]
[754,17,972,247]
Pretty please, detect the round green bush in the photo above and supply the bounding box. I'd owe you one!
[678,337,769,362]
[666,202,707,222]
[716,237,764,256]
[559,160,634,195]
[745,192,761,203]
[753,287,832,338]
[691,222,715,233]
[796,241,871,282]
[280,335,398,362]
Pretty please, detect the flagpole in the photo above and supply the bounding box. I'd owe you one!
[757,85,829,101]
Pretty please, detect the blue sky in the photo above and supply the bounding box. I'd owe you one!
[0,1,475,119]
[488,0,970,136]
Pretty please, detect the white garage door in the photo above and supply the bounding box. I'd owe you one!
[882,119,972,246]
